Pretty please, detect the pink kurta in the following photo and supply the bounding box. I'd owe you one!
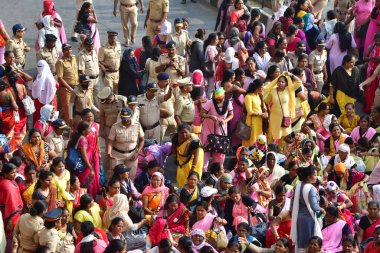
[354,0,375,48]
[326,34,357,74]
[364,7,380,53]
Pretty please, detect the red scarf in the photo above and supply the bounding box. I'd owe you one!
[42,1,56,16]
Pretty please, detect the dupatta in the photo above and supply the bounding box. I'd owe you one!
[21,141,46,168]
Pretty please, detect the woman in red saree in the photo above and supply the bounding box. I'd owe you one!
[0,163,23,252]
[0,78,17,151]
[364,34,380,113]
[358,201,380,245]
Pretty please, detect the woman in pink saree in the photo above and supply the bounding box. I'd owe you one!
[41,0,67,45]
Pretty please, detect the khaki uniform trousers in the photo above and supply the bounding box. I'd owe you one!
[160,116,177,143]
[120,5,138,43]
[144,125,161,143]
[110,149,139,180]
[58,87,73,124]
[146,19,160,38]
[103,72,119,94]
[314,72,324,93]
[88,77,99,108]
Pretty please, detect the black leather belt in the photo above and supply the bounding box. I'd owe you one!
[106,70,118,73]
[313,71,322,74]
[113,146,137,154]
[142,121,160,131]
[89,75,99,79]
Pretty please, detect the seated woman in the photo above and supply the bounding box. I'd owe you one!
[50,157,72,203]
[111,164,141,204]
[321,205,351,252]
[249,167,272,213]
[73,194,103,234]
[135,160,171,194]
[328,162,368,192]
[363,224,380,253]
[230,156,255,194]
[146,218,176,250]
[350,116,377,145]
[325,144,357,173]
[324,123,349,157]
[142,172,170,220]
[180,171,202,212]
[190,229,218,253]
[358,201,380,246]
[225,186,257,234]
[32,170,58,211]
[66,175,87,221]
[216,173,233,208]
[338,103,359,135]
[190,201,227,233]
[21,128,56,171]
[264,152,286,189]
[74,221,107,253]
[236,237,291,253]
[98,178,121,211]
[275,161,298,190]
[103,194,147,251]
[229,222,261,251]
[266,185,292,247]
[106,217,125,242]
[202,162,225,187]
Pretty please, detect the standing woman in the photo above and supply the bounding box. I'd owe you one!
[37,15,62,53]
[41,0,67,45]
[19,165,38,211]
[77,2,101,52]
[252,41,271,71]
[290,165,322,252]
[189,29,206,73]
[0,19,9,64]
[204,33,222,98]
[326,22,357,75]
[119,48,145,97]
[264,73,305,143]
[242,79,268,147]
[200,87,234,170]
[364,0,380,54]
[215,0,234,34]
[32,60,58,125]
[172,124,204,188]
[329,54,360,116]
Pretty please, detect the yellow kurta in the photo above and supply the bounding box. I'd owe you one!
[74,203,103,229]
[176,133,204,188]
[51,169,73,201]
[266,88,292,140]
[338,114,359,133]
[242,93,263,147]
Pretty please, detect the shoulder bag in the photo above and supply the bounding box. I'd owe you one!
[236,114,251,140]
[205,218,228,251]
[22,95,36,115]
[277,90,291,128]
[203,121,231,154]
[65,138,85,173]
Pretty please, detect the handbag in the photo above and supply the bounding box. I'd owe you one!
[248,212,267,246]
[235,115,251,140]
[356,21,369,38]
[277,90,291,128]
[203,121,231,154]
[22,95,36,115]
[203,60,215,78]
[205,219,228,251]
[65,139,85,173]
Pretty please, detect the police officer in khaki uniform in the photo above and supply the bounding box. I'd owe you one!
[98,31,122,94]
[286,41,306,69]
[38,208,62,253]
[138,82,173,142]
[36,34,60,75]
[168,18,190,58]
[114,0,144,46]
[107,107,144,179]
[157,72,176,143]
[77,37,99,104]
[6,24,31,67]
[127,95,140,124]
[69,74,99,128]
[144,0,169,38]
[98,86,128,139]
[45,119,67,158]
[309,38,328,93]
[155,41,186,84]
[56,43,79,123]
[174,77,195,126]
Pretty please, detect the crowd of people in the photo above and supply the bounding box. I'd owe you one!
[1,0,380,252]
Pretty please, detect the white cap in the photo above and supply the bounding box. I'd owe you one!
[200,186,218,198]
[338,143,350,153]
[159,20,172,35]
[326,181,338,191]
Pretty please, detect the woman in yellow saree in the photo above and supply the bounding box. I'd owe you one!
[19,165,38,212]
[172,124,204,188]
[51,157,74,203]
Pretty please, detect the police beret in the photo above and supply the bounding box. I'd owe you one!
[113,164,131,174]
[147,82,158,90]
[79,74,91,83]
[62,43,72,50]
[51,119,67,129]
[84,37,94,45]
[45,34,57,42]
[43,208,62,221]
[157,72,170,81]
[127,95,138,104]
[166,41,176,49]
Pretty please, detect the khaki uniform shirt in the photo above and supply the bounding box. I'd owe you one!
[70,86,93,114]
[168,30,189,57]
[159,85,175,117]
[36,47,59,74]
[56,55,79,86]
[15,214,44,251]
[157,54,185,83]
[38,227,59,253]
[138,93,164,128]
[98,42,122,72]
[131,107,140,124]
[175,92,194,122]
[77,49,99,77]
[108,121,144,151]
[5,37,28,66]
[148,0,169,21]
[100,95,128,128]
[309,49,327,73]
[45,131,65,158]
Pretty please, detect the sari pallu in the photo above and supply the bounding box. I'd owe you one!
[363,217,380,242]
[0,106,15,150]
[21,140,48,169]
[321,219,348,253]
[365,44,380,113]
[160,203,189,236]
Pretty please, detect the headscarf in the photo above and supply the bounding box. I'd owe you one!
[32,60,57,104]
[333,144,356,170]
[190,229,206,251]
[159,20,172,35]
[192,70,206,87]
[39,104,55,123]
[41,15,53,31]
[142,172,169,206]
[334,162,349,182]
[264,151,285,188]
[103,194,129,228]
[42,1,56,16]
[256,166,271,207]
[214,87,225,99]
[263,73,298,118]
[122,48,138,70]
[149,218,170,246]
[301,138,312,150]
[0,134,10,154]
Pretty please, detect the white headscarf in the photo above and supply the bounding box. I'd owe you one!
[265,151,285,189]
[41,15,53,31]
[32,60,57,104]
[103,194,132,229]
[159,20,172,35]
[39,104,55,123]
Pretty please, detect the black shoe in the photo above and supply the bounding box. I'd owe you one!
[71,36,78,42]
[181,0,186,3]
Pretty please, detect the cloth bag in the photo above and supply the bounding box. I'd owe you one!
[277,90,291,127]
[203,122,231,154]
[235,115,251,140]
[22,95,36,115]
[206,221,228,251]
[65,140,85,173]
